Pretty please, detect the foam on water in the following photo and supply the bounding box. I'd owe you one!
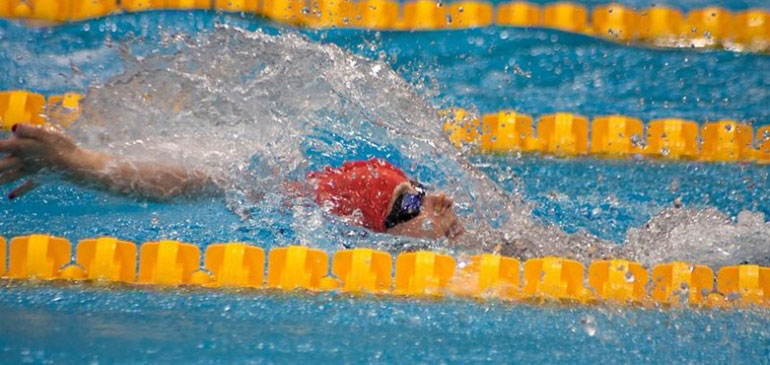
[49,25,770,268]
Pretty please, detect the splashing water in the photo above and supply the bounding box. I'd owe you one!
[59,25,770,268]
[68,25,526,254]
[622,208,770,268]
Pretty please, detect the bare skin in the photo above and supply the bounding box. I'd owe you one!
[0,124,221,200]
[1,124,464,240]
[384,182,465,241]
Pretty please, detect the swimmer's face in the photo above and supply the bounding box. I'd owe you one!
[384,183,465,241]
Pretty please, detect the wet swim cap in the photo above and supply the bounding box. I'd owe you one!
[308,159,409,232]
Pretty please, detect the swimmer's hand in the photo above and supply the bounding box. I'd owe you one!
[0,124,222,200]
[0,124,80,198]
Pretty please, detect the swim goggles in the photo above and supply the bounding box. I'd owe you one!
[384,182,426,229]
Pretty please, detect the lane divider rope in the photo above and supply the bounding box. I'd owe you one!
[2,234,768,309]
[443,109,770,163]
[2,91,769,307]
[0,1,768,53]
[3,90,766,164]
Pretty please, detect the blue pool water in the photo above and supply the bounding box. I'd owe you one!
[2,285,770,363]
[1,4,770,362]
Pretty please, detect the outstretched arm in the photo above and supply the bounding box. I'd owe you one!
[0,124,223,200]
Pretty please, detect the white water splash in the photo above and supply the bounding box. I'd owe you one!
[60,25,770,268]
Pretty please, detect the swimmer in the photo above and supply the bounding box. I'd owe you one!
[0,124,465,241]
[5,123,769,269]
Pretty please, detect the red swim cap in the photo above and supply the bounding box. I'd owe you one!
[308,159,409,232]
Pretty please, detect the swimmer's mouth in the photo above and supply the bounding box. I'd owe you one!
[446,219,465,240]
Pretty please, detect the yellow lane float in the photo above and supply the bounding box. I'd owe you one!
[3,235,770,309]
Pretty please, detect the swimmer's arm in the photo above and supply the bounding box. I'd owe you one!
[63,147,223,200]
[0,124,223,200]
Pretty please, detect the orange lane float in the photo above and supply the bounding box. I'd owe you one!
[522,256,592,303]
[167,0,212,9]
[138,240,201,286]
[214,0,258,13]
[307,0,357,28]
[684,7,733,45]
[397,0,447,30]
[589,115,644,156]
[19,0,76,21]
[394,251,455,296]
[638,6,686,43]
[202,243,265,288]
[354,0,399,29]
[0,91,86,130]
[2,2,769,52]
[645,119,700,159]
[591,4,640,42]
[542,3,590,34]
[443,109,480,148]
[651,262,714,307]
[446,2,493,29]
[480,111,536,153]
[46,93,84,127]
[70,0,119,21]
[588,260,648,304]
[267,245,330,290]
[7,235,71,280]
[5,91,770,165]
[496,2,540,27]
[700,120,754,162]
[731,10,770,49]
[717,265,770,306]
[75,237,137,282]
[757,126,770,163]
[536,113,589,156]
[0,237,5,276]
[332,248,392,293]
[3,235,770,309]
[450,254,520,298]
[445,109,770,163]
[0,90,46,129]
[121,0,166,12]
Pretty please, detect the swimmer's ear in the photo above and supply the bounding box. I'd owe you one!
[8,179,38,200]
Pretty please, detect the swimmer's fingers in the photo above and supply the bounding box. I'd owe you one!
[0,138,22,154]
[0,156,21,173]
[10,124,77,161]
[0,138,38,155]
[0,167,24,186]
[8,179,38,200]
[11,123,59,142]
